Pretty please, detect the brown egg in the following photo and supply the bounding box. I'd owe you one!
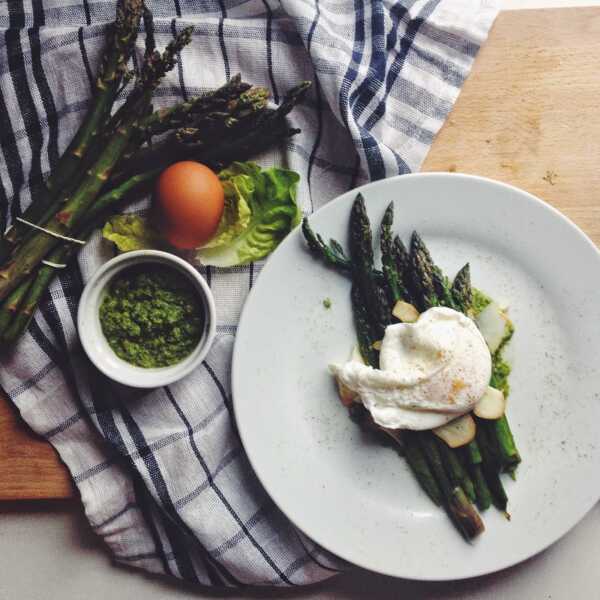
[155,161,225,249]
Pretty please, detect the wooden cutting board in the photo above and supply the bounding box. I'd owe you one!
[1,7,600,500]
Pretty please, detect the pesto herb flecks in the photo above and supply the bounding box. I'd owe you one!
[471,288,513,397]
[471,288,492,316]
[99,265,204,368]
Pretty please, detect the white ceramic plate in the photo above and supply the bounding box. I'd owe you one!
[232,173,600,580]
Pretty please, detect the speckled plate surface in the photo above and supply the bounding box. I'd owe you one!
[232,173,600,580]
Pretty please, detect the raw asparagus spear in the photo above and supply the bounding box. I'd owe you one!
[0,100,146,302]
[0,280,33,335]
[0,0,144,262]
[138,74,255,138]
[116,82,309,180]
[0,28,192,302]
[0,169,158,344]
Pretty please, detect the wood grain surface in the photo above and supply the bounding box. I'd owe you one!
[1,7,599,500]
[423,7,600,245]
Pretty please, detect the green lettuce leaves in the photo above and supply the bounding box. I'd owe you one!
[196,162,300,267]
[102,161,301,267]
[102,213,162,252]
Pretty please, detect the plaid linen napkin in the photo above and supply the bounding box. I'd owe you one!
[0,0,498,587]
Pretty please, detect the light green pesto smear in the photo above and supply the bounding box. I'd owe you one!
[471,288,492,315]
[471,288,513,397]
[99,265,204,368]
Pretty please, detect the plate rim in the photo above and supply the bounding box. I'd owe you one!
[232,171,600,581]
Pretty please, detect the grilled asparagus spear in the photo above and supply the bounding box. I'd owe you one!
[349,194,390,339]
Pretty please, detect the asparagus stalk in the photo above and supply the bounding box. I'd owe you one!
[349,194,390,339]
[0,29,192,302]
[110,83,306,183]
[138,74,255,138]
[396,431,443,506]
[475,425,509,513]
[301,220,386,284]
[409,232,437,311]
[350,284,379,368]
[0,0,144,261]
[436,438,476,503]
[467,463,493,511]
[466,440,482,464]
[1,242,85,344]
[409,232,458,310]
[450,263,521,477]
[177,82,310,169]
[461,443,493,511]
[173,87,270,144]
[392,235,413,304]
[417,433,484,539]
[482,415,521,472]
[1,169,158,344]
[0,103,144,302]
[450,263,472,313]
[0,279,33,335]
[361,205,482,538]
[55,0,143,176]
[380,203,406,303]
[302,218,351,271]
[350,280,447,507]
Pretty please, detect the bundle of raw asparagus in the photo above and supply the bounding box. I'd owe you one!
[302,195,522,540]
[0,0,308,345]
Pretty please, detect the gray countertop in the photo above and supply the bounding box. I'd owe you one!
[1,500,599,599]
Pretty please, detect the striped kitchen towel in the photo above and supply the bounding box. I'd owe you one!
[0,0,498,587]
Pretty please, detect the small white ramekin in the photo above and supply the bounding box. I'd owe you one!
[77,250,216,388]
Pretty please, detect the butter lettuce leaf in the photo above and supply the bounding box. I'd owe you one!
[200,166,253,250]
[102,214,162,252]
[196,162,301,267]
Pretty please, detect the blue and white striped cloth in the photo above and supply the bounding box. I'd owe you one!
[0,0,498,587]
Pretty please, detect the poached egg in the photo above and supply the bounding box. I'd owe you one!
[330,307,491,430]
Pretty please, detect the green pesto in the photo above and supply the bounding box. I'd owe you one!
[490,319,514,396]
[471,288,514,397]
[323,297,332,309]
[99,265,204,368]
[491,356,511,397]
[470,288,492,316]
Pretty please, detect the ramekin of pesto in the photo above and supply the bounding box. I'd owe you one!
[78,250,216,388]
[99,265,204,368]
